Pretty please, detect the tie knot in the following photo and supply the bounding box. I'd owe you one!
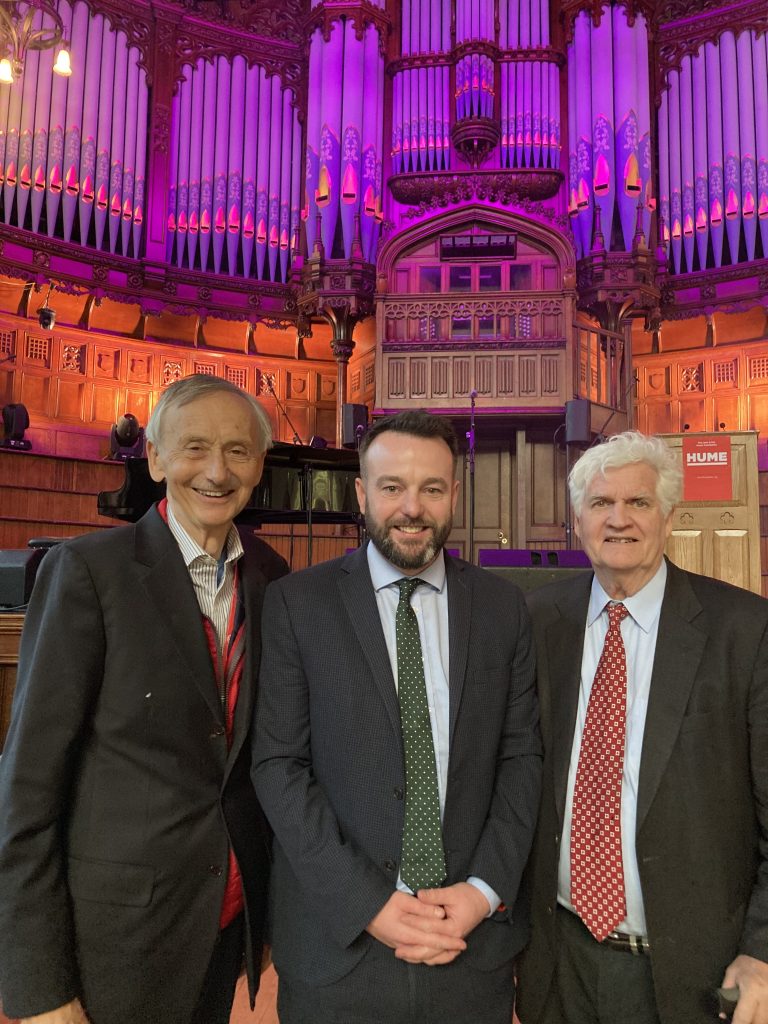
[606,602,629,628]
[397,577,424,603]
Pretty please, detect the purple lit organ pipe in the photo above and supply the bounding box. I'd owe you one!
[31,19,53,234]
[175,65,192,268]
[635,15,651,243]
[120,48,139,256]
[226,54,246,277]
[754,31,768,257]
[212,56,230,273]
[720,32,741,266]
[241,63,258,277]
[186,59,204,270]
[93,21,116,252]
[44,7,66,238]
[305,29,323,254]
[62,0,87,243]
[77,11,102,246]
[16,6,40,232]
[668,69,683,273]
[319,22,342,255]
[591,9,613,255]
[199,59,217,271]
[133,70,147,258]
[267,75,282,280]
[107,31,127,255]
[705,41,724,267]
[680,55,695,272]
[613,11,638,251]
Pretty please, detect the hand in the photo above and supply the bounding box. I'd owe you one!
[393,882,490,966]
[417,881,490,938]
[21,999,90,1024]
[366,890,467,965]
[721,955,768,1024]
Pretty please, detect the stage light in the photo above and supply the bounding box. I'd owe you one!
[109,413,145,461]
[1,403,31,450]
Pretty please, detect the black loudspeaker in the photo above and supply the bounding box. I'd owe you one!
[342,403,368,448]
[565,398,591,445]
[0,548,46,608]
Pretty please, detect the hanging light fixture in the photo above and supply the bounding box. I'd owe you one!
[0,0,72,84]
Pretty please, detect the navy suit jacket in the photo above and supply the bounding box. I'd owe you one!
[0,506,287,1024]
[252,544,542,985]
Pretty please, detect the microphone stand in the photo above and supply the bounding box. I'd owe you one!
[466,391,477,564]
[266,379,304,446]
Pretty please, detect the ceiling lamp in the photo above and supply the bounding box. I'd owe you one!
[0,0,72,84]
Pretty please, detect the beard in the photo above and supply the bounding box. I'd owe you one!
[365,512,453,571]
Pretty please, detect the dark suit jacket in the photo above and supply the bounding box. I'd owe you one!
[515,559,768,1024]
[252,544,542,986]
[0,506,288,1024]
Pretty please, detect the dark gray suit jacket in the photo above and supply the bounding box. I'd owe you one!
[0,506,288,1024]
[252,544,542,986]
[515,559,768,1024]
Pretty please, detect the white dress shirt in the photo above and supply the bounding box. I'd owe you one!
[558,559,667,936]
[367,542,500,912]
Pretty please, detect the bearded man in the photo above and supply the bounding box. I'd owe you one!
[252,409,542,1024]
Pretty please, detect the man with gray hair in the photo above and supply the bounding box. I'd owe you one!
[515,430,768,1024]
[0,374,287,1024]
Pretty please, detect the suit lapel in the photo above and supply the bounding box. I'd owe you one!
[636,562,705,833]
[446,556,471,745]
[227,558,265,766]
[134,507,223,726]
[548,577,592,827]
[338,546,403,739]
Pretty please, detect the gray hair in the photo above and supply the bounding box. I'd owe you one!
[569,431,682,516]
[145,374,272,452]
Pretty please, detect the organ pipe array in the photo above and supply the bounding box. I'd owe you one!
[658,29,768,274]
[304,19,385,262]
[567,6,651,257]
[0,0,147,257]
[166,57,302,282]
[391,0,559,174]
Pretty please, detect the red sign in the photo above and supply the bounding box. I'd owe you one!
[682,435,732,502]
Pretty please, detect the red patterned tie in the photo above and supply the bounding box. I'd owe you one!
[570,601,629,941]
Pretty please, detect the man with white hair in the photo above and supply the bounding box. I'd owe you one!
[0,374,287,1024]
[516,430,768,1024]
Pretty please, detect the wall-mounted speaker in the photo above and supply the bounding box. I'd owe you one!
[342,404,368,448]
[565,398,591,445]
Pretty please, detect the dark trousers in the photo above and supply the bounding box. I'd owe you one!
[190,914,244,1024]
[541,906,661,1024]
[277,939,515,1024]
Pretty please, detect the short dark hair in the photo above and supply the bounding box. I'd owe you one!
[358,410,459,478]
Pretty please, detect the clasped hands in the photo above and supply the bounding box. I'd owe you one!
[366,882,490,966]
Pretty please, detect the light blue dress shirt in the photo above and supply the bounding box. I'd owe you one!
[367,542,500,913]
[558,559,667,936]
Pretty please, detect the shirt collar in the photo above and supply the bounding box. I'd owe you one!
[587,558,667,633]
[366,539,446,595]
[166,502,244,569]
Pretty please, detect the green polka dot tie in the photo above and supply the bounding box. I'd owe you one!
[396,577,446,892]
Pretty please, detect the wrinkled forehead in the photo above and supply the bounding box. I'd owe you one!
[584,462,660,498]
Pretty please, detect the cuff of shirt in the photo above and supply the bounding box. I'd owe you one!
[467,876,501,917]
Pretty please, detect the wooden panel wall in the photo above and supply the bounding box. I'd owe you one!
[0,316,338,460]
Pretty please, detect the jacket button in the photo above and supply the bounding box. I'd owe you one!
[384,860,397,872]
[393,787,404,800]
[546,904,553,915]
[208,864,223,876]
[210,725,225,738]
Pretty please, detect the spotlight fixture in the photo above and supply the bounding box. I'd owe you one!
[0,0,73,84]
[109,413,145,461]
[1,402,31,450]
[36,283,56,331]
